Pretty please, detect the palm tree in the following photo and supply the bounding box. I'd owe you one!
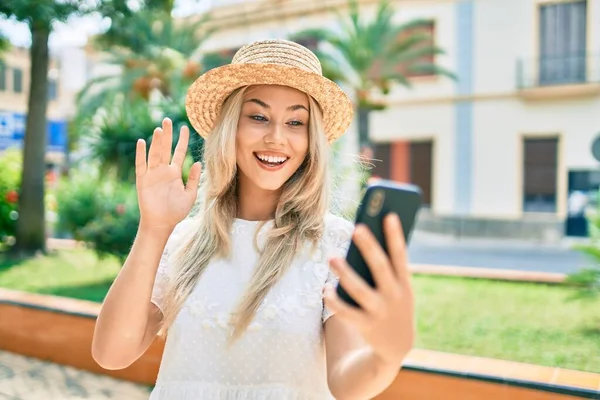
[291,0,456,158]
[73,7,211,180]
[83,96,156,182]
[95,0,177,52]
[0,0,93,254]
[75,9,211,137]
[78,10,210,116]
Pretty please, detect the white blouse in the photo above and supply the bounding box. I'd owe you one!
[149,214,354,400]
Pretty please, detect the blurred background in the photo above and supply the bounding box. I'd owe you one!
[0,0,599,399]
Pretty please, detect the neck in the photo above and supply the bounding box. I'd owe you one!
[236,176,280,221]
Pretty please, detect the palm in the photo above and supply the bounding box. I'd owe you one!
[136,118,202,229]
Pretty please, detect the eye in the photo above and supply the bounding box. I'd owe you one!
[250,115,268,122]
[288,120,305,127]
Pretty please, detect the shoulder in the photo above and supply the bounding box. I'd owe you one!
[324,213,354,237]
[166,218,197,252]
[322,213,355,256]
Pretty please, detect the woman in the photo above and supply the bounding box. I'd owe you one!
[92,39,414,400]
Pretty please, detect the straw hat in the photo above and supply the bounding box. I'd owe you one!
[185,39,354,143]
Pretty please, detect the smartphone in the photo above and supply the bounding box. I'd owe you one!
[336,180,422,308]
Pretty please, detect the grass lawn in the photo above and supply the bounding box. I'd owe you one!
[1,249,599,373]
[413,275,600,373]
[0,249,121,302]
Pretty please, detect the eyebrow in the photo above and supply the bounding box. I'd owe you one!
[245,98,309,112]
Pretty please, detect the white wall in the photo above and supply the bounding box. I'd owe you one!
[471,96,600,218]
[473,0,533,94]
[202,9,340,51]
[520,98,600,170]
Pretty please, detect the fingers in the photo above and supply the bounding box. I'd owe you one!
[384,214,411,287]
[185,162,202,196]
[353,224,400,298]
[330,257,383,314]
[323,285,369,326]
[171,125,190,167]
[160,118,173,165]
[147,127,162,169]
[135,139,147,178]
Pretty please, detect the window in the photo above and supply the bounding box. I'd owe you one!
[539,1,587,85]
[13,68,23,93]
[409,141,433,206]
[48,79,58,101]
[523,137,558,213]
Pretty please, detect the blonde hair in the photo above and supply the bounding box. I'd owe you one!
[158,86,331,343]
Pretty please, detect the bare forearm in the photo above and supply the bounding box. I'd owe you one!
[92,222,173,367]
[328,347,401,400]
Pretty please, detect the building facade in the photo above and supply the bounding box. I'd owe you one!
[198,0,600,239]
[0,45,71,165]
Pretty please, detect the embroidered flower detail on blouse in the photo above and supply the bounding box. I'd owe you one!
[256,281,323,324]
[247,321,262,331]
[230,221,249,236]
[326,222,353,259]
[311,248,323,263]
[201,319,215,329]
[261,305,279,321]
[187,297,218,318]
[303,292,322,309]
[337,239,351,256]
[216,313,231,328]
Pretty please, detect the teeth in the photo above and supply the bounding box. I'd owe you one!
[257,154,288,164]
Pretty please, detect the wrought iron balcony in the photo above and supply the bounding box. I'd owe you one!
[516,54,600,90]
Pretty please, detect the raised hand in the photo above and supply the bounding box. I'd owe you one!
[324,214,415,367]
[135,118,202,230]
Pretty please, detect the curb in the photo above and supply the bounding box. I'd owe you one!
[410,264,566,283]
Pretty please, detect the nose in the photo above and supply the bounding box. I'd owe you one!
[264,123,285,146]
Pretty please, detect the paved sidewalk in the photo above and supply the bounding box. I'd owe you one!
[0,351,150,400]
[409,230,587,274]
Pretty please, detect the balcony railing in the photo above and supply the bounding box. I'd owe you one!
[516,54,600,89]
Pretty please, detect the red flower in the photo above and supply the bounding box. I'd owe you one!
[115,204,125,215]
[6,190,18,204]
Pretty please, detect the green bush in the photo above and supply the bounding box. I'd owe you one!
[78,182,139,263]
[57,172,139,263]
[56,169,101,237]
[567,195,600,298]
[0,149,22,244]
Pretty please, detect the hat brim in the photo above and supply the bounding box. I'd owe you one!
[185,63,354,143]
